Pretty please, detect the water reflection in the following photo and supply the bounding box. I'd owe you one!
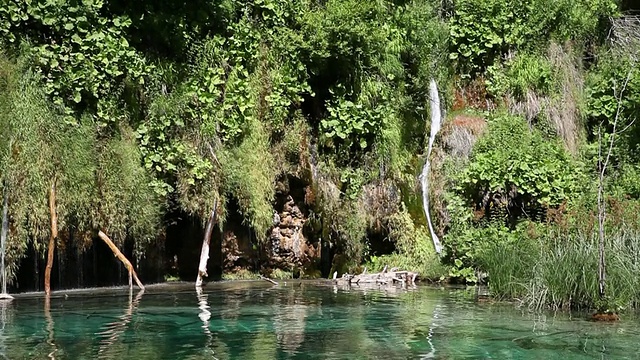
[196,286,217,359]
[97,288,144,359]
[44,295,57,359]
[0,299,11,360]
[273,287,309,355]
[1,283,640,359]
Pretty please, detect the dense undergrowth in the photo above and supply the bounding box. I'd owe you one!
[1,0,640,311]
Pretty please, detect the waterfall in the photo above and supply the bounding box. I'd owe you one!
[419,79,444,254]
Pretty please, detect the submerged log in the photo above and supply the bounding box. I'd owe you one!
[97,230,144,290]
[196,199,218,287]
[44,181,58,296]
[334,268,418,286]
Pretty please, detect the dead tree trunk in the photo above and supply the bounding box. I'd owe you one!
[196,199,218,287]
[97,230,144,290]
[44,180,57,295]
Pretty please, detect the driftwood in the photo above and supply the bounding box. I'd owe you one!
[44,180,58,295]
[97,231,144,290]
[196,199,218,287]
[259,275,278,286]
[334,266,418,286]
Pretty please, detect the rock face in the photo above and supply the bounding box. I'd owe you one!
[268,195,318,272]
[218,175,321,276]
[221,229,257,273]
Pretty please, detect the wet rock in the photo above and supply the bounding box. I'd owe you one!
[221,230,256,272]
[268,196,317,272]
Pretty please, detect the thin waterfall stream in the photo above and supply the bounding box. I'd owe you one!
[420,79,444,254]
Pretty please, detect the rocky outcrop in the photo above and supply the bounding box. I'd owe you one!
[221,229,257,273]
[268,195,318,272]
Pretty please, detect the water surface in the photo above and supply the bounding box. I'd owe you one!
[0,281,636,359]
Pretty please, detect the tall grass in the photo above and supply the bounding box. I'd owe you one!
[479,223,640,311]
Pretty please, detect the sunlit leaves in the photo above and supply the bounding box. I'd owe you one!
[1,0,152,125]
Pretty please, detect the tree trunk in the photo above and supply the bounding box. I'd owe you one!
[44,181,57,295]
[97,230,144,290]
[597,155,606,300]
[196,199,218,287]
[595,68,632,305]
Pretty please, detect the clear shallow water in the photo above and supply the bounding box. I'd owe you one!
[0,282,637,359]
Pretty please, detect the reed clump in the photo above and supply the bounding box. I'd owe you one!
[478,213,640,311]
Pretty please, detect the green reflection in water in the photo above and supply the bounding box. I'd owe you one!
[0,282,637,359]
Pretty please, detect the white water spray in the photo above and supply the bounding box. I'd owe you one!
[419,79,443,254]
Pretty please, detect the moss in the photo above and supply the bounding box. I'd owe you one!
[222,269,258,280]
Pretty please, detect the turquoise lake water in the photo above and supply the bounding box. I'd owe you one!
[0,281,637,359]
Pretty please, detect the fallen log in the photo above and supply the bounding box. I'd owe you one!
[334,267,418,286]
[97,230,144,290]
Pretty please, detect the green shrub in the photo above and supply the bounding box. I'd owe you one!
[486,52,553,99]
[455,113,578,214]
[449,0,617,73]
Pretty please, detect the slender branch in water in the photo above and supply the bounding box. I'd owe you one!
[196,287,219,360]
[259,275,278,286]
[45,180,58,296]
[97,231,145,290]
[196,198,218,287]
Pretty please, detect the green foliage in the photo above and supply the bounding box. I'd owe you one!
[321,96,388,151]
[586,55,640,165]
[221,116,275,241]
[366,205,448,280]
[0,58,54,279]
[137,90,213,197]
[486,52,553,99]
[478,214,640,311]
[1,0,152,123]
[3,0,635,295]
[0,52,163,282]
[96,126,164,250]
[473,223,538,297]
[443,114,582,284]
[449,0,617,73]
[457,113,578,208]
